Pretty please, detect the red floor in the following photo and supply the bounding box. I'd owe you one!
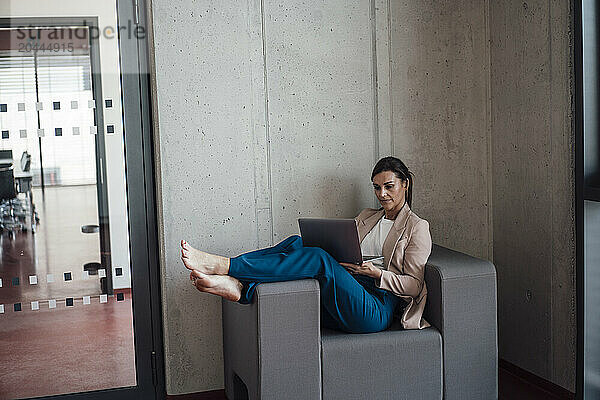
[0,290,136,399]
[0,186,136,399]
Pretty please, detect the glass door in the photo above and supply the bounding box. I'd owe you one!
[0,1,162,399]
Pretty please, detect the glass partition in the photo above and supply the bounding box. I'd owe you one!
[0,6,141,399]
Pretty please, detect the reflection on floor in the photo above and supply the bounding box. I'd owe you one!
[0,185,136,399]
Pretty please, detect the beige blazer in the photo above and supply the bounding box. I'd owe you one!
[355,204,432,329]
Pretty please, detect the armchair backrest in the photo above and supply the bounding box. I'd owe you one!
[423,244,498,400]
[20,151,31,172]
[0,165,17,201]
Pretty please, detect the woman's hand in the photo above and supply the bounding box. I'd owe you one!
[339,261,383,279]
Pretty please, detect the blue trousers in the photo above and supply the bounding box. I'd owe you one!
[228,235,401,333]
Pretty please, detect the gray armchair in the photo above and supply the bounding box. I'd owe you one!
[222,244,497,400]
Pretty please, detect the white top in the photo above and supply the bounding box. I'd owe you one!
[360,216,395,268]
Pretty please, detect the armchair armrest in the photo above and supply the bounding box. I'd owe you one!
[424,244,498,400]
[223,279,321,400]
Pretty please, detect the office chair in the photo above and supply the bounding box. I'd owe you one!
[0,149,13,159]
[0,149,13,168]
[0,165,26,237]
[16,151,38,230]
[20,151,31,172]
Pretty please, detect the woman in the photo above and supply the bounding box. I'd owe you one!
[181,156,432,332]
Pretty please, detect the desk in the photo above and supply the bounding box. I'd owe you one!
[15,169,33,192]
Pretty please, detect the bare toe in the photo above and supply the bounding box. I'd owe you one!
[178,241,229,275]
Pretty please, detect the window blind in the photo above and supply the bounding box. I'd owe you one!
[0,48,97,186]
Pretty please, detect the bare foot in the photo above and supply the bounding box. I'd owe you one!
[181,240,230,275]
[190,270,242,302]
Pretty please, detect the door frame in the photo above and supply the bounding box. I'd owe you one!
[574,0,584,397]
[116,0,166,397]
[0,1,165,398]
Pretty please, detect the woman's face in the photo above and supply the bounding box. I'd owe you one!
[372,170,408,214]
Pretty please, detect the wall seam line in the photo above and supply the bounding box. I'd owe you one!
[248,0,260,250]
[387,0,393,156]
[547,0,554,381]
[370,0,381,209]
[259,0,274,246]
[485,0,494,263]
[370,0,380,173]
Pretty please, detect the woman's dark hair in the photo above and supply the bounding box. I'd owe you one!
[371,156,414,207]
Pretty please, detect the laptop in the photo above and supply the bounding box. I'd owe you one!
[298,218,384,265]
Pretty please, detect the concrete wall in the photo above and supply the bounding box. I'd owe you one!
[386,0,575,392]
[489,0,575,392]
[151,0,380,393]
[151,0,577,394]
[388,0,491,259]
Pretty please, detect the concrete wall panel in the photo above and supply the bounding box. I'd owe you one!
[389,0,490,258]
[152,0,381,394]
[264,1,378,239]
[152,0,259,393]
[490,0,553,381]
[489,0,575,391]
[549,0,576,390]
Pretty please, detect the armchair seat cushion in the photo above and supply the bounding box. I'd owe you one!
[320,320,443,400]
